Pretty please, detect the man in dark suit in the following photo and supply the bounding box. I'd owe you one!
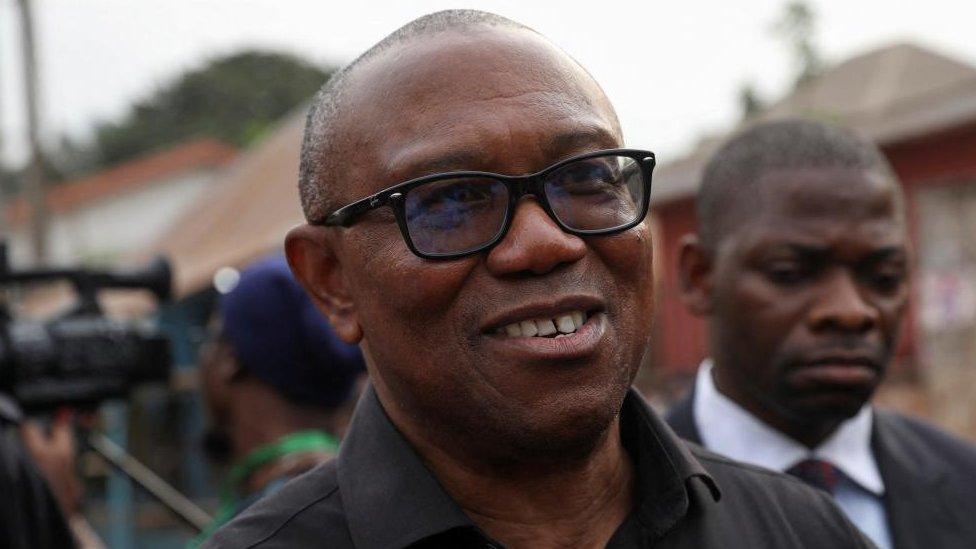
[668,118,976,549]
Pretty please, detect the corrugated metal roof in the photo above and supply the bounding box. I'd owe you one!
[653,42,976,204]
[5,138,236,227]
[146,109,306,297]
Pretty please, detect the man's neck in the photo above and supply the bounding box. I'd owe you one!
[228,382,340,492]
[407,416,635,549]
[710,364,840,449]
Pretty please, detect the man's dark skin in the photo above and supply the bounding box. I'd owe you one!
[286,27,652,548]
[199,340,353,491]
[679,166,909,448]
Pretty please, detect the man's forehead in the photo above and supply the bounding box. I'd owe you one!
[380,123,620,180]
[757,166,902,220]
[332,25,619,190]
[347,26,598,105]
[717,167,906,253]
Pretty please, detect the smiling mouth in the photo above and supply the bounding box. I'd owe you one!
[494,310,589,339]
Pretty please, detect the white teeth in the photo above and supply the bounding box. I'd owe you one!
[537,319,557,336]
[520,320,539,337]
[498,310,589,338]
[556,314,575,334]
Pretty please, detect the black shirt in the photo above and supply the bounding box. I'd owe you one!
[206,386,873,548]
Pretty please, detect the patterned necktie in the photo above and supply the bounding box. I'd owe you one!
[786,458,840,494]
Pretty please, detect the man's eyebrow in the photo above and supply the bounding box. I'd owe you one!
[545,126,620,156]
[768,244,908,259]
[863,246,908,263]
[762,243,831,257]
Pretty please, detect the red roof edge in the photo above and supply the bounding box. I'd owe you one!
[6,137,237,227]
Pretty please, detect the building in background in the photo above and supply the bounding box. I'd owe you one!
[147,109,305,299]
[649,42,976,439]
[4,138,236,268]
[0,137,237,546]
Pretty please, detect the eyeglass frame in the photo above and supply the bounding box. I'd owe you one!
[313,148,656,260]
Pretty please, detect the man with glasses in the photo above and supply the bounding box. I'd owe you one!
[207,10,872,548]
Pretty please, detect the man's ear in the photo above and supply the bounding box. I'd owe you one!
[285,225,363,344]
[677,234,715,317]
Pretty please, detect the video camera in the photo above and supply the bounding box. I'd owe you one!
[0,243,173,414]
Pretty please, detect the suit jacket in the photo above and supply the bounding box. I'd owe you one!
[666,389,976,549]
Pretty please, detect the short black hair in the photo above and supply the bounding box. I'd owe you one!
[696,118,898,249]
[299,10,531,222]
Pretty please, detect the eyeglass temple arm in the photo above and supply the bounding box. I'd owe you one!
[321,194,385,227]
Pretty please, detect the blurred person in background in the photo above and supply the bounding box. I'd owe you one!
[670,118,976,548]
[209,10,873,548]
[0,394,76,548]
[193,254,365,544]
[20,409,105,548]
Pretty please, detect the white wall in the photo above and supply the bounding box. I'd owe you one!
[6,168,218,268]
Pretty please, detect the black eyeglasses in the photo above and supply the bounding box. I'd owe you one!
[315,148,656,259]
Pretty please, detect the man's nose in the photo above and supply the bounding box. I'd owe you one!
[485,199,586,276]
[807,270,879,334]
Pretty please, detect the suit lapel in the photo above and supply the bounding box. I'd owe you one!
[873,411,964,549]
[672,385,975,548]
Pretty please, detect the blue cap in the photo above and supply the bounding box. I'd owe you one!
[217,254,365,408]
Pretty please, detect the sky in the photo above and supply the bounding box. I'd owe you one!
[2,0,976,167]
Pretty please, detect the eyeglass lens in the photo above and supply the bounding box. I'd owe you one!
[402,154,644,256]
[545,155,643,231]
[404,177,510,256]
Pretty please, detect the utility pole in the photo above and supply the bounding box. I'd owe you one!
[0,2,7,240]
[17,0,48,264]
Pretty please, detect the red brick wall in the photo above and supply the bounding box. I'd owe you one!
[885,121,976,185]
[649,198,707,374]
[884,121,976,378]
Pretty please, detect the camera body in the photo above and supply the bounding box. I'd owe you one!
[0,245,173,414]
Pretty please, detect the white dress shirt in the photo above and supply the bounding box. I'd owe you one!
[692,360,893,549]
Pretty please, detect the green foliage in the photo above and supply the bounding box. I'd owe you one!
[738,82,765,121]
[1,153,65,196]
[93,50,333,166]
[737,1,826,121]
[771,0,824,88]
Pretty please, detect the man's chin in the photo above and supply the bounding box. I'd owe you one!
[503,412,617,465]
[507,385,628,461]
[787,391,872,424]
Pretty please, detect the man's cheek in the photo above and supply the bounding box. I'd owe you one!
[603,230,652,274]
[384,260,477,312]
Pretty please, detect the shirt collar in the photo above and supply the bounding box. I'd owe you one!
[693,359,884,495]
[620,389,722,538]
[337,384,721,548]
[337,385,475,549]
